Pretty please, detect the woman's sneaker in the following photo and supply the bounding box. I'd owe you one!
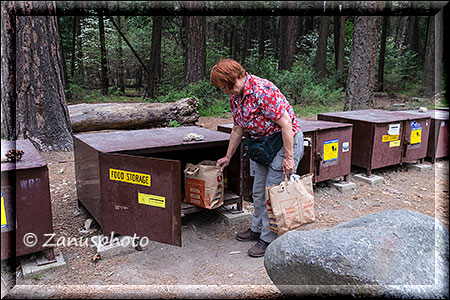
[236,228,261,241]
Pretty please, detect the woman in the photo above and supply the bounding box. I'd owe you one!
[210,58,304,257]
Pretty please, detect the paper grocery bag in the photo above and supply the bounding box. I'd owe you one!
[266,173,315,235]
[184,160,224,209]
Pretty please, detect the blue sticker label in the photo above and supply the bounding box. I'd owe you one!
[411,121,421,129]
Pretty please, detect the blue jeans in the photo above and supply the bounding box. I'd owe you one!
[249,131,304,243]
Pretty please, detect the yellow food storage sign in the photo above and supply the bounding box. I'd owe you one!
[410,129,422,144]
[1,192,7,228]
[109,168,151,186]
[323,139,338,162]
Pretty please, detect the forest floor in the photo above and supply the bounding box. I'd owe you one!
[2,96,449,299]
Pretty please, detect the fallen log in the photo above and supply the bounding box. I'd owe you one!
[69,97,199,133]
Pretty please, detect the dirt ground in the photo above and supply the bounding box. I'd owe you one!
[2,108,449,299]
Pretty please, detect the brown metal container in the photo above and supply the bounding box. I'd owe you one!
[73,126,243,247]
[1,139,54,260]
[216,124,253,202]
[297,119,353,183]
[397,109,449,163]
[318,109,431,175]
[217,120,353,184]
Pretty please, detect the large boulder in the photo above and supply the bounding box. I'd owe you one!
[264,210,449,298]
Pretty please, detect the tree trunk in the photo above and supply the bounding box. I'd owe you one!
[279,4,297,71]
[420,16,435,97]
[183,2,206,87]
[242,15,253,64]
[70,16,78,79]
[69,98,200,133]
[334,15,345,74]
[258,16,265,59]
[145,15,163,99]
[294,16,303,57]
[434,9,443,98]
[397,16,410,57]
[305,16,314,34]
[407,15,420,53]
[377,16,389,92]
[57,16,69,90]
[98,14,109,96]
[76,16,83,85]
[344,6,382,111]
[116,16,125,94]
[13,1,73,151]
[314,16,330,79]
[1,1,17,140]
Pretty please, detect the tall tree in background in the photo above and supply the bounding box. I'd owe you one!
[183,1,206,86]
[377,16,389,92]
[242,15,255,64]
[314,16,330,79]
[420,9,443,97]
[279,1,297,70]
[1,1,73,150]
[279,6,297,70]
[116,16,125,94]
[257,16,266,59]
[334,15,345,75]
[99,14,109,95]
[145,15,163,99]
[344,3,382,111]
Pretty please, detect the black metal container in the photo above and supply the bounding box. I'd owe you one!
[73,126,243,247]
[318,109,431,175]
[1,139,54,261]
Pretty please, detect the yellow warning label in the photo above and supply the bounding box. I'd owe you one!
[1,192,7,228]
[410,129,422,144]
[323,139,338,162]
[389,140,401,147]
[382,134,399,142]
[138,193,165,208]
[109,168,151,187]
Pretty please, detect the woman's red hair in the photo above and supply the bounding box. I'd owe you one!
[210,59,246,90]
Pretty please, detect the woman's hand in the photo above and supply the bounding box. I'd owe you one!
[216,156,230,171]
[282,156,296,175]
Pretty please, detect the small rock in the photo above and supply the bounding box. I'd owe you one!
[419,107,428,112]
[84,218,93,230]
[73,208,82,217]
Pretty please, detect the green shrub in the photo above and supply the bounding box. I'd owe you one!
[66,83,87,103]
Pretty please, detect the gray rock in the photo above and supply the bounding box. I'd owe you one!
[264,210,449,298]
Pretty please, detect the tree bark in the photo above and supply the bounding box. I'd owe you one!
[1,1,16,140]
[13,1,73,151]
[98,14,109,96]
[145,15,163,99]
[377,16,389,92]
[314,16,330,79]
[183,2,206,87]
[69,98,200,133]
[344,4,382,111]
